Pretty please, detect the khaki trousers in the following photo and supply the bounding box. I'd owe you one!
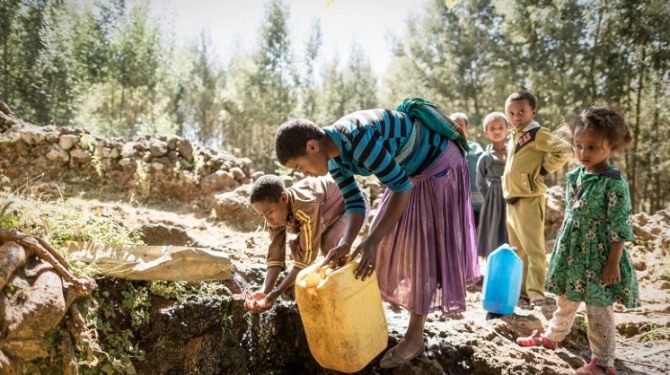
[506,195,546,297]
[545,295,616,367]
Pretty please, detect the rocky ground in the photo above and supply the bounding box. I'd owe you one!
[2,182,668,375]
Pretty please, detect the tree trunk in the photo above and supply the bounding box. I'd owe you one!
[652,81,661,212]
[630,47,646,212]
[589,2,605,102]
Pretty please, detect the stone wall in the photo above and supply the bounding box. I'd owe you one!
[0,101,259,213]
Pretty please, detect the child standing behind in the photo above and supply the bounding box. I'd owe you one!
[475,112,509,258]
[451,112,484,229]
[502,91,572,305]
[516,107,640,375]
[245,174,366,313]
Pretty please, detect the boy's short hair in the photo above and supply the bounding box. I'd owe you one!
[250,174,287,204]
[482,112,509,131]
[275,119,325,165]
[505,91,537,111]
[450,112,469,127]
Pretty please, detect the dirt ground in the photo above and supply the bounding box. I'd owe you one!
[4,187,670,374]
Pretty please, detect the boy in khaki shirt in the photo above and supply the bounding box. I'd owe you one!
[245,174,367,313]
[502,91,572,305]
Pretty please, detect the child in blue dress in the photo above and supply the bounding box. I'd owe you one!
[516,107,640,375]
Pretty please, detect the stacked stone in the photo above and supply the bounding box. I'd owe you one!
[0,105,254,204]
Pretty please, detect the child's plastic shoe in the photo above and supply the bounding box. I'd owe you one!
[515,329,558,350]
[574,358,617,375]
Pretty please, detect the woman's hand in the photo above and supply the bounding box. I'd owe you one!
[321,242,352,267]
[347,190,409,280]
[602,260,621,285]
[351,236,379,280]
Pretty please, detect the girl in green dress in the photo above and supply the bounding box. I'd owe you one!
[516,107,640,375]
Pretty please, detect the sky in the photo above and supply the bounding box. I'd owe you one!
[149,0,431,75]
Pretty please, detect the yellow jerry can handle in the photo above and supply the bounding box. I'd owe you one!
[304,255,359,288]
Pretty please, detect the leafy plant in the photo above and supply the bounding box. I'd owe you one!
[148,280,189,303]
[172,160,181,177]
[0,198,20,229]
[76,282,150,375]
[40,328,62,355]
[220,296,236,333]
[28,206,143,249]
[149,280,230,304]
[80,134,104,177]
[135,160,151,200]
[569,315,589,345]
[192,150,204,175]
[660,260,670,282]
[0,169,10,188]
[618,321,670,341]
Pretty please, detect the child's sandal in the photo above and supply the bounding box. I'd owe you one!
[516,330,539,347]
[515,329,558,350]
[574,358,617,375]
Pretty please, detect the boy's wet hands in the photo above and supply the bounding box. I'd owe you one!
[244,291,274,313]
[244,291,263,312]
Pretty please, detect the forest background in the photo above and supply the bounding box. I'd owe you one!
[1,0,669,213]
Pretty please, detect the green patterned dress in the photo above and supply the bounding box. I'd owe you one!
[546,165,640,308]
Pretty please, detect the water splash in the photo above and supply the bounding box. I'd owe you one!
[231,272,251,299]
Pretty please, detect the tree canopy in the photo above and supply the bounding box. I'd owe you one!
[1,0,669,212]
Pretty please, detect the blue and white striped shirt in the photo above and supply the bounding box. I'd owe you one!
[324,109,449,214]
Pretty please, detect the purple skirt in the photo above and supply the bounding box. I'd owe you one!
[373,142,480,315]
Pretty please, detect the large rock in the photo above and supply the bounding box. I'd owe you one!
[137,224,201,246]
[0,260,77,361]
[545,185,565,241]
[46,144,70,165]
[177,139,194,162]
[58,134,79,151]
[208,185,261,230]
[0,242,28,288]
[202,170,237,194]
[18,127,46,146]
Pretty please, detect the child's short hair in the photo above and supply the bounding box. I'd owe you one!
[505,91,537,111]
[275,119,325,165]
[482,112,509,131]
[570,107,632,150]
[450,112,469,127]
[250,174,287,204]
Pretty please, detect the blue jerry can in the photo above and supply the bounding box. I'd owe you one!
[482,244,523,314]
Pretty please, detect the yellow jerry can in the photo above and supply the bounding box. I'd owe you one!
[295,259,388,373]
